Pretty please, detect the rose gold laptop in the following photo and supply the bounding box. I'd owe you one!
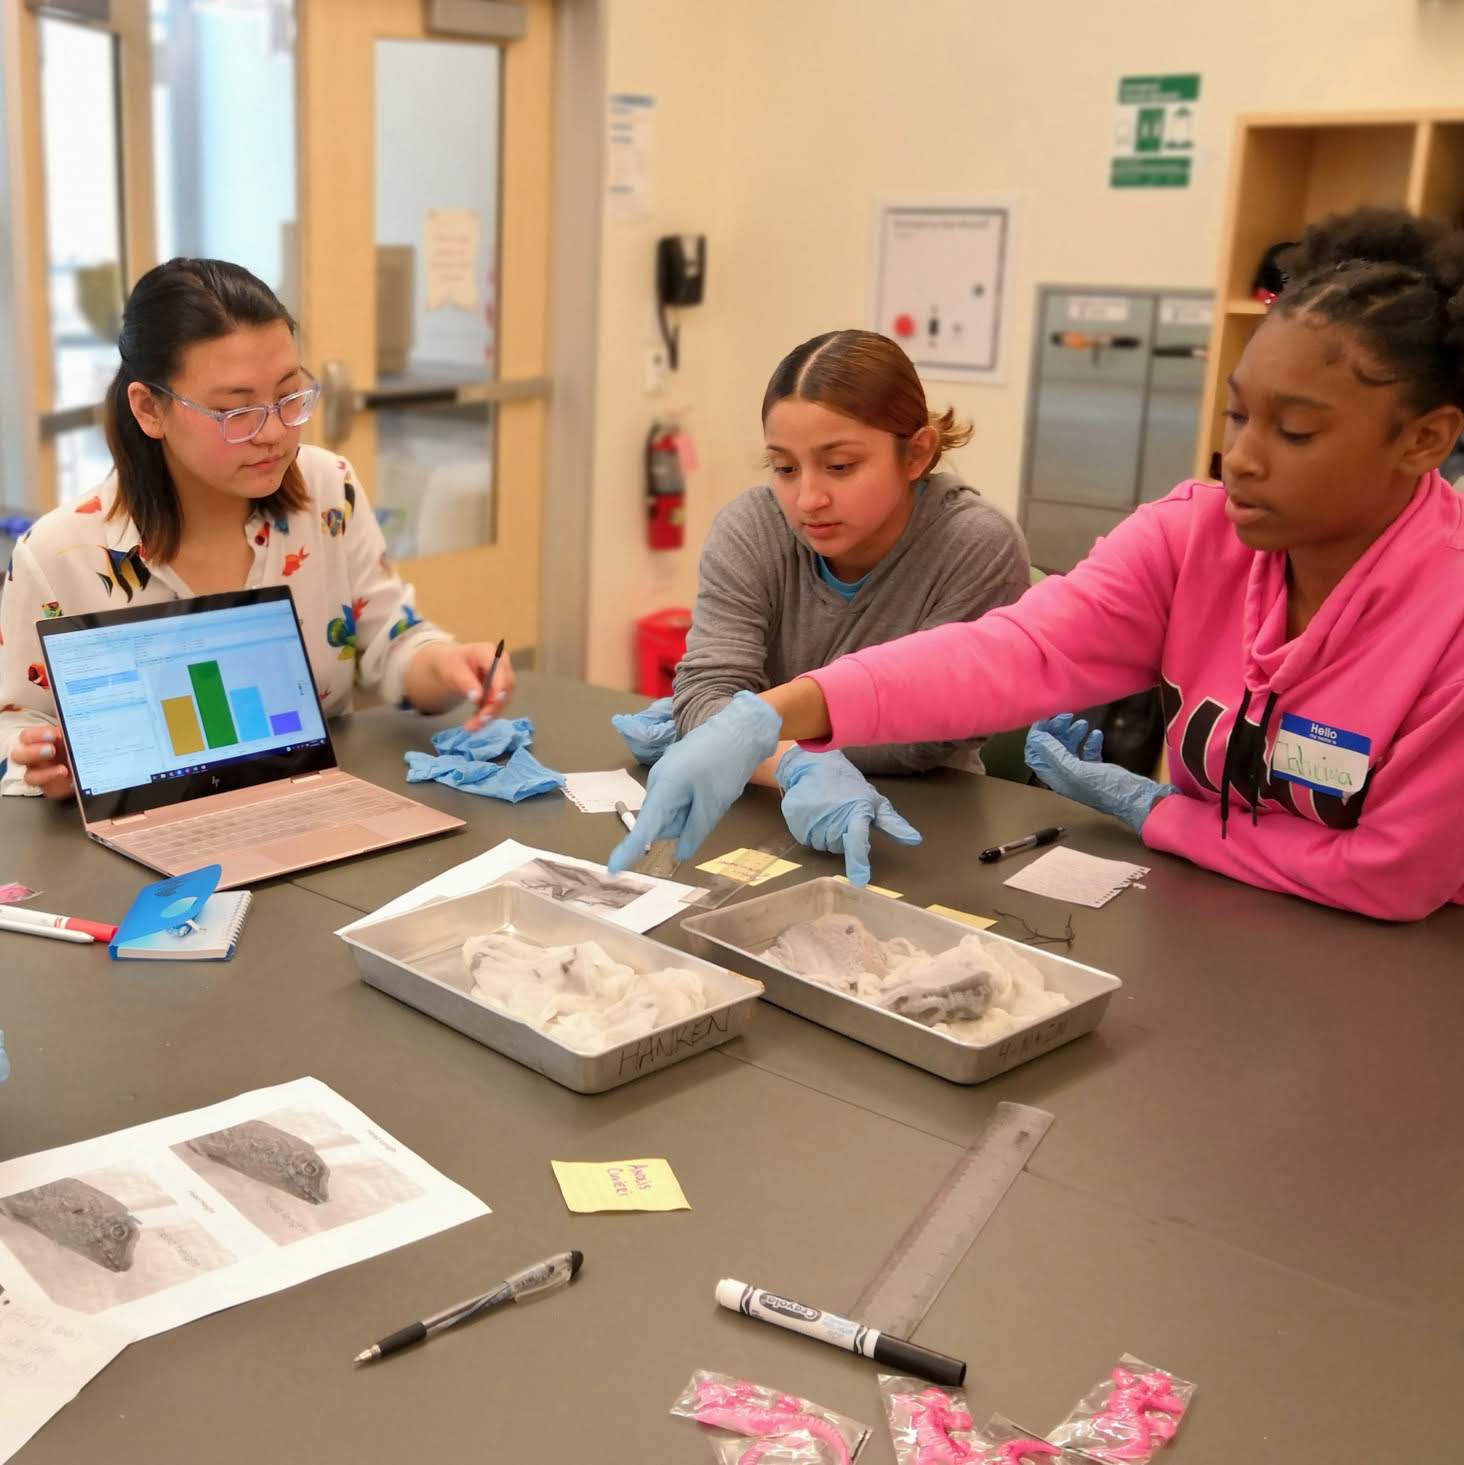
[37,587,463,889]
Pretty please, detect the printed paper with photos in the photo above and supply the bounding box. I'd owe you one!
[336,837,702,937]
[0,1077,488,1343]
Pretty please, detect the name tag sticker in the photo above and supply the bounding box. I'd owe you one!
[1270,713,1371,799]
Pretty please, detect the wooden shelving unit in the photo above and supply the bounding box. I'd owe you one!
[1195,109,1464,478]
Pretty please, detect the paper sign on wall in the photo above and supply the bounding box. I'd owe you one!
[425,208,480,311]
[607,92,656,216]
[1111,74,1200,189]
[871,199,1016,383]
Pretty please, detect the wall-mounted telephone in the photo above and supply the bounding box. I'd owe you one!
[656,234,705,370]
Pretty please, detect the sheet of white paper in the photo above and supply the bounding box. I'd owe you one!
[0,1078,487,1345]
[336,838,699,937]
[561,770,646,816]
[0,1285,133,1463]
[1002,846,1150,908]
[606,92,655,216]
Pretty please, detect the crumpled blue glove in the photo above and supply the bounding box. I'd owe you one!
[611,697,678,765]
[0,1030,8,1084]
[776,747,922,886]
[608,690,782,870]
[1023,713,1175,835]
[405,744,565,801]
[431,717,535,761]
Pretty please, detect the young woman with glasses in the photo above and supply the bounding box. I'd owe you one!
[1,257,514,799]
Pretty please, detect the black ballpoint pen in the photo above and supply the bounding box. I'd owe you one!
[353,1249,583,1364]
[480,637,506,711]
[978,825,1066,864]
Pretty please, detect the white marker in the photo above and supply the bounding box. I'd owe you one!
[0,917,93,944]
[715,1278,966,1386]
[614,800,636,834]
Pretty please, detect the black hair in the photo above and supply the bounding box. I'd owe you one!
[103,257,307,563]
[1273,207,1464,415]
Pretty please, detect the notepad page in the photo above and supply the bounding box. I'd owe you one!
[1001,847,1149,908]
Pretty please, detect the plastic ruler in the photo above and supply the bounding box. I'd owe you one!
[850,1101,1053,1338]
[634,831,802,910]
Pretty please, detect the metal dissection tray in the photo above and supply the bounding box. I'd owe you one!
[682,878,1121,1084]
[341,884,763,1094]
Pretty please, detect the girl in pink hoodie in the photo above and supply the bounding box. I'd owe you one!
[611,207,1464,921]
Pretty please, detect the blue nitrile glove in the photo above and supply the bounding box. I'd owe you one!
[611,697,678,765]
[431,717,535,761]
[607,690,782,870]
[0,1030,8,1084]
[1024,714,1176,835]
[775,747,922,886]
[404,745,565,801]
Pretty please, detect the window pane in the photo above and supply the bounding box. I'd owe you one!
[373,400,493,560]
[55,424,115,508]
[40,18,123,419]
[373,38,500,556]
[151,0,297,305]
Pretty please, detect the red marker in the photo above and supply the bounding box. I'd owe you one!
[0,905,118,942]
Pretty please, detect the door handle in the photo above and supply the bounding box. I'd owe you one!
[1049,331,1142,365]
[320,360,355,444]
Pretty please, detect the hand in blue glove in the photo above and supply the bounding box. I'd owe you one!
[611,697,677,765]
[776,747,921,886]
[0,1030,8,1084]
[608,691,782,870]
[1024,714,1175,835]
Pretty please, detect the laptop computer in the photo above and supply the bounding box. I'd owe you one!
[36,586,464,888]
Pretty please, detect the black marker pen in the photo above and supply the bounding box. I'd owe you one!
[716,1278,966,1387]
[978,825,1066,864]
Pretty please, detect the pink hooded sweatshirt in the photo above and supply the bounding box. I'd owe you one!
[801,473,1464,921]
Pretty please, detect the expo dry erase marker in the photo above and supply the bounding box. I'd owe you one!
[0,917,93,944]
[0,905,117,942]
[715,1278,966,1386]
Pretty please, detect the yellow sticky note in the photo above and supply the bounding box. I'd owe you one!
[834,875,903,899]
[926,903,997,931]
[550,1158,690,1213]
[696,848,800,886]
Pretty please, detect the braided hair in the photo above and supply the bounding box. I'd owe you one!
[1274,207,1464,416]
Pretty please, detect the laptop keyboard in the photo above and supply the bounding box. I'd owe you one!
[120,783,411,866]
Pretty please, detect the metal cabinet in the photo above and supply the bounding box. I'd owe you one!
[1019,286,1212,572]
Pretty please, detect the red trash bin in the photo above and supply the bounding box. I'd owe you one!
[635,607,692,698]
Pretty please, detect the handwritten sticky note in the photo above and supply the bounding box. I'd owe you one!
[834,876,903,899]
[696,848,800,887]
[550,1158,690,1213]
[927,903,997,931]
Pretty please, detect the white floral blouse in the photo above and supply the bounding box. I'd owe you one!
[1,444,448,795]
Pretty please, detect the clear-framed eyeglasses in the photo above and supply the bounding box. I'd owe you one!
[147,373,321,444]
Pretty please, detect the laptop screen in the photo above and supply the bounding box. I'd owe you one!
[39,587,336,821]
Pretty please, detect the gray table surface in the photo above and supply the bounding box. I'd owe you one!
[2,670,1461,1462]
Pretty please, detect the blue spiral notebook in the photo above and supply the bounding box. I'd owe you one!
[109,865,252,962]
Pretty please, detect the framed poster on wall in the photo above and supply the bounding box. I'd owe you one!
[870,198,1017,384]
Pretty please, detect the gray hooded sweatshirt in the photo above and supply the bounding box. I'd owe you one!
[673,472,1029,774]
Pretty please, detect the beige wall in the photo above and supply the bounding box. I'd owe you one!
[583,0,1464,689]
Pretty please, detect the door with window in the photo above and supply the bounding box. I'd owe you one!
[3,0,551,652]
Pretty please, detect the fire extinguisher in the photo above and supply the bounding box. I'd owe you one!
[645,422,686,550]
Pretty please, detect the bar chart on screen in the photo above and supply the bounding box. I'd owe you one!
[146,653,319,762]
